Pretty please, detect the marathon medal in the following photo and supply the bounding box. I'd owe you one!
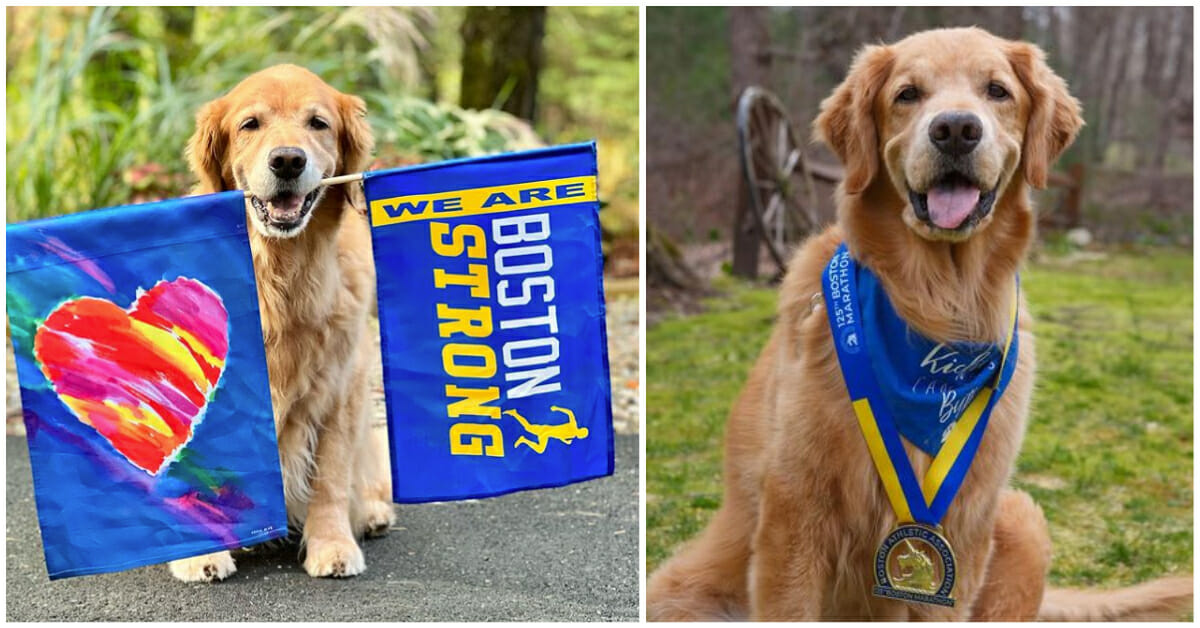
[874,523,957,606]
[822,244,1019,608]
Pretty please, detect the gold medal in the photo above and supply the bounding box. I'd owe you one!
[872,524,957,607]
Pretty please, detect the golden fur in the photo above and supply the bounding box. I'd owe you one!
[647,28,1191,620]
[168,64,394,582]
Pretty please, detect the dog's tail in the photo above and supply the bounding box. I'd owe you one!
[1038,575,1193,621]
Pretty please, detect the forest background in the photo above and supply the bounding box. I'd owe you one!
[6,6,639,268]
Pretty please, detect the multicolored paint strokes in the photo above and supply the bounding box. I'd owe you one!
[37,235,116,293]
[6,191,287,579]
[34,278,230,475]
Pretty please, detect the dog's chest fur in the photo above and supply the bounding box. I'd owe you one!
[247,205,371,431]
[242,204,374,520]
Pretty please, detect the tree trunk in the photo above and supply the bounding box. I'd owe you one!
[728,7,771,279]
[1098,8,1136,161]
[459,7,546,121]
[1148,7,1191,180]
[1141,9,1166,94]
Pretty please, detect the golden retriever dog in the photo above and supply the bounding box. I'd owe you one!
[648,28,1192,621]
[167,64,394,581]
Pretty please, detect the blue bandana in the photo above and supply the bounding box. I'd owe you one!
[864,270,1003,456]
[823,243,1019,527]
[841,247,1015,456]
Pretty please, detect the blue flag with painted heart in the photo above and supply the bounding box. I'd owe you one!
[365,142,614,502]
[6,191,288,579]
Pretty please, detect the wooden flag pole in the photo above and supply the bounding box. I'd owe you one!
[319,172,366,187]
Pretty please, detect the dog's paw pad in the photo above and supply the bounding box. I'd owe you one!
[304,537,365,578]
[169,551,236,583]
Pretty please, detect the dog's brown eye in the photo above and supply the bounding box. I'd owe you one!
[309,117,329,130]
[895,86,920,103]
[239,118,259,131]
[987,82,1010,100]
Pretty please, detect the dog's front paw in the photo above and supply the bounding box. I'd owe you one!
[363,500,396,538]
[304,536,365,578]
[169,550,236,583]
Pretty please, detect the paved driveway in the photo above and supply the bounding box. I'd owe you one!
[6,434,639,621]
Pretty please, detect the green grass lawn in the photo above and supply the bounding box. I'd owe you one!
[647,246,1193,590]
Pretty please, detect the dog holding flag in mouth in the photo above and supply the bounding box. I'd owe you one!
[647,28,1191,620]
[168,64,393,581]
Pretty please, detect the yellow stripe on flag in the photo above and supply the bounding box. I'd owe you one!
[370,176,597,226]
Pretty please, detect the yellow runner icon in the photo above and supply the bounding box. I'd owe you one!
[503,406,589,453]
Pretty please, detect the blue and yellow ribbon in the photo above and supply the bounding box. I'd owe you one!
[822,243,1019,526]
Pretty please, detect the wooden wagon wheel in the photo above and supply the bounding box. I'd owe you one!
[736,86,821,273]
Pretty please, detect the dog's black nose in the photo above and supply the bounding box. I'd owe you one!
[929,112,982,157]
[268,147,307,179]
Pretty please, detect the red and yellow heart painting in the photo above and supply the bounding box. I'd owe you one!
[33,278,229,475]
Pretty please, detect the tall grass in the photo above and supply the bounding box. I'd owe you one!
[8,8,139,220]
[5,7,543,222]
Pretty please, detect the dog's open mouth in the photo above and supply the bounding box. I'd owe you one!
[249,188,321,232]
[908,172,998,231]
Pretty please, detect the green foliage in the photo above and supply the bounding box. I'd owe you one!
[6,7,429,221]
[7,6,636,224]
[370,95,541,162]
[8,8,141,220]
[647,249,1193,589]
[542,7,638,144]
[542,6,640,233]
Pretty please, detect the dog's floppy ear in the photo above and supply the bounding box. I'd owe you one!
[185,98,230,193]
[1007,42,1084,188]
[338,93,375,175]
[814,44,894,195]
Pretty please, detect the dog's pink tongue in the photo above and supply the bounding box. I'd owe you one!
[926,185,980,229]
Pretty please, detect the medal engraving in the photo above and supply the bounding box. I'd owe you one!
[873,524,956,607]
[890,539,940,593]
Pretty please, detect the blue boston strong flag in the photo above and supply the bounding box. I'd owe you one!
[365,142,614,502]
[6,191,288,579]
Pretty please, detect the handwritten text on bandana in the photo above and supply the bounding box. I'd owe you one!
[836,248,1004,456]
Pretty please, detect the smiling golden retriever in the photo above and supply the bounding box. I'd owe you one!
[167,64,394,581]
[647,28,1192,621]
